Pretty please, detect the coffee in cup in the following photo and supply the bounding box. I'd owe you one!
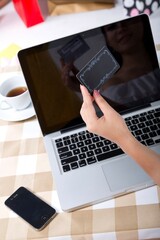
[6,86,27,97]
[0,75,31,110]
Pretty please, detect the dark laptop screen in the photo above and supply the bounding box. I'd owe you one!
[18,14,160,135]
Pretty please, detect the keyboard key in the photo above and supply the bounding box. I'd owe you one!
[63,136,70,140]
[132,114,140,119]
[96,142,104,148]
[146,139,154,146]
[141,141,146,145]
[92,136,100,142]
[97,149,124,161]
[140,112,147,116]
[86,133,93,138]
[149,131,157,138]
[147,114,154,120]
[94,148,102,155]
[77,142,84,147]
[55,138,62,142]
[157,129,160,135]
[126,120,132,126]
[125,117,132,121]
[73,149,80,155]
[56,142,63,148]
[81,146,88,152]
[102,146,110,152]
[139,116,146,122]
[64,139,71,145]
[130,125,138,131]
[87,151,94,157]
[69,144,77,150]
[135,136,141,141]
[79,153,86,160]
[70,133,78,138]
[89,144,96,150]
[87,156,97,164]
[131,119,139,124]
[146,120,153,126]
[153,118,159,124]
[104,140,111,145]
[79,160,87,167]
[71,137,78,143]
[85,139,92,145]
[148,110,155,114]
[58,146,69,154]
[100,136,105,141]
[60,151,72,159]
[135,130,142,136]
[110,143,118,150]
[150,125,158,131]
[79,135,86,141]
[61,156,78,165]
[138,123,145,128]
[78,131,86,135]
[63,165,70,172]
[141,134,149,140]
[142,127,150,133]
[71,162,79,170]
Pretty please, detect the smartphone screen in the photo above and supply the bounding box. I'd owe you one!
[5,187,57,230]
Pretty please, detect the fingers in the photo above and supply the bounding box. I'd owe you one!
[80,85,98,125]
[80,85,114,117]
[93,90,114,116]
[80,85,91,102]
[80,85,127,142]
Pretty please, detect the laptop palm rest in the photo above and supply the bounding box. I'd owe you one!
[102,157,153,192]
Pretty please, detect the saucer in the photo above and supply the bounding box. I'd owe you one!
[0,102,35,121]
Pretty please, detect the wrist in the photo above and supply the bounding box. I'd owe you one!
[120,134,145,161]
[116,131,138,153]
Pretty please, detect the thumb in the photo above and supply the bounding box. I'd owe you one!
[93,90,113,115]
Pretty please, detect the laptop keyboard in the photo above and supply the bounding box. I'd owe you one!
[54,107,160,173]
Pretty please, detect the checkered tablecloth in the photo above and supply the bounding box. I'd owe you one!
[0,114,160,240]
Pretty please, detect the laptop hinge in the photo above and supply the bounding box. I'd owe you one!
[61,123,85,134]
[121,103,151,115]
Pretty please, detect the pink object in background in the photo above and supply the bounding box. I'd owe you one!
[123,0,160,16]
[12,0,48,27]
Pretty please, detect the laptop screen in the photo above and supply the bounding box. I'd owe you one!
[18,14,160,135]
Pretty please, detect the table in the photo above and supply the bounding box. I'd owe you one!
[0,1,160,239]
[0,112,160,239]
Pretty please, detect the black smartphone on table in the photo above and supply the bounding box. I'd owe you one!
[5,186,57,231]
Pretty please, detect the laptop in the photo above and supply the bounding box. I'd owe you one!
[18,14,160,211]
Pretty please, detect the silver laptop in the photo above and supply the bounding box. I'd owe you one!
[18,14,160,211]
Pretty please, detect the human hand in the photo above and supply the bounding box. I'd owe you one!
[80,86,160,187]
[60,59,73,85]
[80,85,130,145]
[60,59,79,91]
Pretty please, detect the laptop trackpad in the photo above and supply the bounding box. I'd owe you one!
[102,157,151,192]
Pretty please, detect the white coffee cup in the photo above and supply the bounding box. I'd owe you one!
[0,75,31,111]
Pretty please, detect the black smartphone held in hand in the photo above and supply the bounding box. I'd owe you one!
[5,187,57,231]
